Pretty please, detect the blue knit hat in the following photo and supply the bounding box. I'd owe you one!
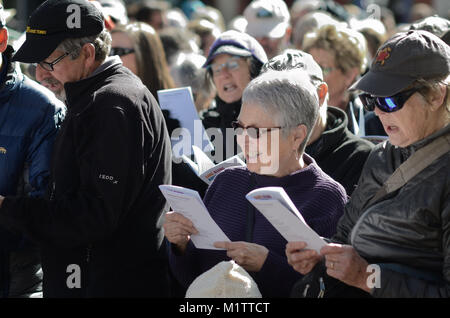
[203,30,268,67]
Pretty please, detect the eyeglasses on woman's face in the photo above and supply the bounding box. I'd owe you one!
[208,56,243,77]
[38,51,71,72]
[109,47,135,57]
[359,87,421,113]
[231,120,283,139]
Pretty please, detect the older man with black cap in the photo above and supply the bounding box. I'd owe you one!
[261,49,374,195]
[0,3,65,298]
[287,30,450,297]
[0,0,172,298]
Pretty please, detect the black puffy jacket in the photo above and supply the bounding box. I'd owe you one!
[333,124,450,297]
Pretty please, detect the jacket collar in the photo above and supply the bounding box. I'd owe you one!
[306,106,348,158]
[64,57,122,113]
[215,96,242,126]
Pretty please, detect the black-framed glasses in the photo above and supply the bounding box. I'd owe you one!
[208,56,242,77]
[38,51,71,72]
[231,120,282,139]
[359,88,421,113]
[110,47,135,57]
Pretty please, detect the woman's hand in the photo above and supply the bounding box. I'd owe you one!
[320,243,372,293]
[163,211,198,254]
[285,242,322,275]
[214,241,269,272]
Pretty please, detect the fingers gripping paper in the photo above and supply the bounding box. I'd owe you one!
[246,187,326,253]
[159,185,230,250]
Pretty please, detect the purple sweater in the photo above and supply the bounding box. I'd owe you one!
[168,154,347,297]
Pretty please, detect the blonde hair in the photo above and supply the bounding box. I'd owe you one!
[303,24,368,75]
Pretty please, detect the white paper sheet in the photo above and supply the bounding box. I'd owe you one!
[157,87,214,157]
[246,187,326,253]
[159,185,230,250]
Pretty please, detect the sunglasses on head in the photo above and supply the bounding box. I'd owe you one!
[110,47,135,57]
[359,87,420,113]
[231,121,282,139]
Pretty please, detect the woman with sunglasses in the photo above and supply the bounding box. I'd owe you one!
[164,70,347,297]
[110,22,175,98]
[286,30,450,298]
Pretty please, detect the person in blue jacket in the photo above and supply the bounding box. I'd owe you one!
[0,5,65,297]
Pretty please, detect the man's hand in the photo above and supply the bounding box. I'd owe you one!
[0,195,4,208]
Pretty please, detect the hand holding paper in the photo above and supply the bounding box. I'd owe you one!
[159,185,230,250]
[246,187,326,253]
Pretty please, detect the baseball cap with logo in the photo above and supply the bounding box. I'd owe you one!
[261,49,324,82]
[12,0,104,63]
[244,0,290,39]
[203,30,268,67]
[350,30,450,97]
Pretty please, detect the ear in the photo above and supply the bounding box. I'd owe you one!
[284,26,292,43]
[316,82,328,107]
[0,28,8,53]
[428,84,447,111]
[291,124,308,151]
[344,67,360,87]
[82,42,96,67]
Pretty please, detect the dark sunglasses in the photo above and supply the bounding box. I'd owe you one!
[231,121,282,139]
[359,88,420,113]
[110,47,135,57]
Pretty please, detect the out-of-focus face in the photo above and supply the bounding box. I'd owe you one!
[210,53,251,104]
[254,36,284,59]
[308,47,349,105]
[374,90,444,147]
[111,31,138,75]
[236,101,300,177]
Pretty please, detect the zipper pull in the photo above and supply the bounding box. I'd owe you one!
[318,277,325,298]
[302,284,310,297]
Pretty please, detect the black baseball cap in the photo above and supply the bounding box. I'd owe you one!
[12,0,104,63]
[350,30,450,97]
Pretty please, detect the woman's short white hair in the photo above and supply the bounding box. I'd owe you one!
[242,70,319,153]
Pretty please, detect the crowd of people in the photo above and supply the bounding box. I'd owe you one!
[0,0,448,298]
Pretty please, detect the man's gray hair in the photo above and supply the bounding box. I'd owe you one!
[242,70,319,153]
[57,29,111,62]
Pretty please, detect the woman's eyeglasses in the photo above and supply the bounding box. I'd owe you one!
[231,121,282,139]
[359,88,420,113]
[110,47,135,57]
[38,51,71,72]
[208,57,242,77]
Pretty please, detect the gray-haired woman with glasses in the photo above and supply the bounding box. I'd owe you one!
[164,70,347,297]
